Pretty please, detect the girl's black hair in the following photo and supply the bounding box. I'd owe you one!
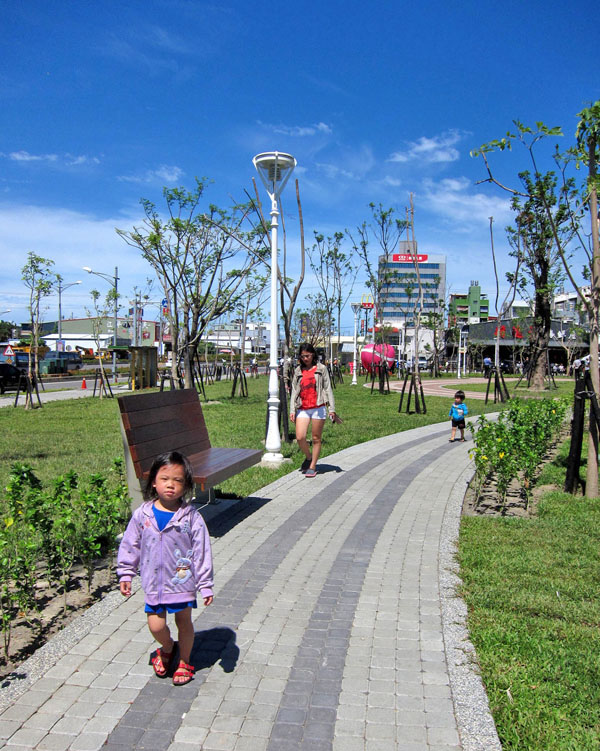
[297,342,317,368]
[143,451,194,502]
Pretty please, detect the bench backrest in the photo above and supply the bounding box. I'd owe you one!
[118,389,211,480]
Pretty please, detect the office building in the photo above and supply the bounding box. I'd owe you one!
[378,242,446,326]
[449,281,489,326]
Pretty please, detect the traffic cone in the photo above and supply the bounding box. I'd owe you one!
[81,377,87,390]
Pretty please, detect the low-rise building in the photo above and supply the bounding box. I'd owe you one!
[449,281,489,325]
[552,286,590,326]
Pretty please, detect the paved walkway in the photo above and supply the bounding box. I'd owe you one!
[0,421,501,751]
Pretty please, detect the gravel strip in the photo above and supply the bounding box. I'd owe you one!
[440,460,503,750]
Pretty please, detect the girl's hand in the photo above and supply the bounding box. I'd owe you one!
[120,581,131,597]
[203,595,213,606]
[290,413,296,423]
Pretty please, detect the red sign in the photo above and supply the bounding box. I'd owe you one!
[392,254,428,263]
[3,345,15,357]
[361,302,375,309]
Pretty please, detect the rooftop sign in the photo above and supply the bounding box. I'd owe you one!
[392,254,428,263]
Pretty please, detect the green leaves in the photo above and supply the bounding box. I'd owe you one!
[470,397,567,508]
[0,459,131,657]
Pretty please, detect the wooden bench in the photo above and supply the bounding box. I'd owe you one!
[118,389,263,507]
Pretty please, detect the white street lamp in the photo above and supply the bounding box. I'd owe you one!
[253,151,296,463]
[457,324,469,378]
[53,278,81,342]
[351,302,361,385]
[83,266,119,382]
[0,310,11,316]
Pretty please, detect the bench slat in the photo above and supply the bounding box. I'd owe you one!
[118,388,200,413]
[139,447,263,490]
[122,415,210,449]
[118,388,262,495]
[129,428,216,467]
[121,401,209,435]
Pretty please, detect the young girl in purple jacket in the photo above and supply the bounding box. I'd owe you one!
[117,451,213,686]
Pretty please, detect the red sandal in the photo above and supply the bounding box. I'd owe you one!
[151,643,176,678]
[173,660,195,686]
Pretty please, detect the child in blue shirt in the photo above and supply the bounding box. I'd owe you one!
[449,390,468,442]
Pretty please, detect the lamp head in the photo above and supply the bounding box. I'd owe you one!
[252,152,296,199]
[82,266,92,273]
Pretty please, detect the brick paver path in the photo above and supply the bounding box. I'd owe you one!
[0,421,501,751]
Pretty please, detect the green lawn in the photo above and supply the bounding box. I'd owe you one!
[459,436,600,750]
[452,377,574,398]
[0,376,499,498]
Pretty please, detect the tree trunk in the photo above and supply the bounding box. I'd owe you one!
[586,142,600,497]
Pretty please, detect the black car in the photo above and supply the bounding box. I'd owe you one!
[0,362,22,393]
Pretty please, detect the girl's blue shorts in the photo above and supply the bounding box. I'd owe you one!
[144,600,197,614]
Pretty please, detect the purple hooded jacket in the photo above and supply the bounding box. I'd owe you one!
[117,501,213,605]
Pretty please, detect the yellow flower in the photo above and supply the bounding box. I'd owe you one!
[552,409,556,414]
[499,452,505,459]
[482,455,488,460]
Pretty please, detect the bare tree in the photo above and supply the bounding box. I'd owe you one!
[348,203,407,345]
[293,294,331,347]
[248,180,307,357]
[308,231,357,360]
[21,252,54,408]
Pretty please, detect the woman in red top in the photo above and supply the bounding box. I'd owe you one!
[289,343,336,478]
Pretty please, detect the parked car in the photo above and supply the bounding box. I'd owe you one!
[44,351,83,369]
[0,362,22,393]
[0,352,31,373]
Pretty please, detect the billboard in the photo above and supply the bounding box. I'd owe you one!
[392,254,428,262]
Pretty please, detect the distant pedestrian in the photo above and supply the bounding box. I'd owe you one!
[483,356,492,377]
[290,343,336,478]
[117,451,213,686]
[449,390,468,442]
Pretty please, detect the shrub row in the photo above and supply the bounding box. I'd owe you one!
[470,397,568,508]
[0,459,131,661]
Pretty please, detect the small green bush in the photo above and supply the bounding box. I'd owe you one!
[0,459,131,661]
[469,397,568,508]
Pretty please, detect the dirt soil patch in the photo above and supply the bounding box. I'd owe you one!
[0,560,118,683]
[462,424,571,518]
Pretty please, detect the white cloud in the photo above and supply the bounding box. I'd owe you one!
[0,203,152,324]
[259,121,332,137]
[65,154,101,166]
[379,176,402,187]
[421,176,512,225]
[388,130,465,165]
[314,162,356,180]
[118,165,184,184]
[8,150,58,162]
[2,151,100,167]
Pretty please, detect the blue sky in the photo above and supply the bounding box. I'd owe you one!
[1,0,598,333]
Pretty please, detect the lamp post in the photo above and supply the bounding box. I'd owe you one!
[457,324,469,378]
[54,278,82,343]
[82,266,119,382]
[351,302,361,385]
[252,151,296,463]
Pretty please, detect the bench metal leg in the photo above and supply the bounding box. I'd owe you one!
[194,485,216,505]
